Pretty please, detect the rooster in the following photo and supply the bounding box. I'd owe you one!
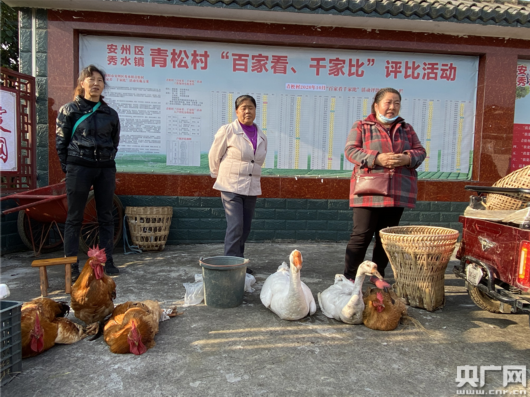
[103,300,178,355]
[21,297,97,358]
[70,245,116,327]
[362,287,407,331]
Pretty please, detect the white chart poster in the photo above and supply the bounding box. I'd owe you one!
[0,90,18,172]
[80,35,478,178]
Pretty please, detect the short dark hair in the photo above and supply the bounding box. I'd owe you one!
[73,65,107,101]
[235,95,257,110]
[371,88,401,114]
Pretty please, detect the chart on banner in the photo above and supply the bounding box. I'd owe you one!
[80,35,479,178]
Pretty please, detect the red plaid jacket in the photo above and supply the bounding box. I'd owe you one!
[345,114,426,208]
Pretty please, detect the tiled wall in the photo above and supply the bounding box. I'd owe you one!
[120,196,467,245]
[19,8,49,187]
[0,196,466,255]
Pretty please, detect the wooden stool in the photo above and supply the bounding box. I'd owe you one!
[31,256,77,297]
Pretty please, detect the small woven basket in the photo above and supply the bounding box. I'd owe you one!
[125,207,173,251]
[379,226,459,312]
[485,165,530,210]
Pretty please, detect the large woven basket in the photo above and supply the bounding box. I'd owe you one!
[485,165,530,210]
[379,226,459,312]
[125,207,173,251]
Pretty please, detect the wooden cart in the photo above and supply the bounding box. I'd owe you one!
[1,182,123,255]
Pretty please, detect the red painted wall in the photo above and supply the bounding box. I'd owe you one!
[46,10,530,201]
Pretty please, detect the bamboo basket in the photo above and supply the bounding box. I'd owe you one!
[379,226,459,312]
[125,207,173,251]
[485,165,530,210]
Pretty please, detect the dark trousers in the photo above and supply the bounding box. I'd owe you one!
[64,164,116,264]
[221,191,257,258]
[344,206,404,280]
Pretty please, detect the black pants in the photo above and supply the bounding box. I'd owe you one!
[64,164,116,264]
[344,207,404,280]
[221,191,257,258]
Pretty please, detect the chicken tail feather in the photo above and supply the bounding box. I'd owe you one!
[56,301,70,317]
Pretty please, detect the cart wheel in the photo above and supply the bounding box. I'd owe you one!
[17,211,65,254]
[466,282,501,313]
[78,192,124,254]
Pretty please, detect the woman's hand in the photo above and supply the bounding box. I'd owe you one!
[374,153,411,169]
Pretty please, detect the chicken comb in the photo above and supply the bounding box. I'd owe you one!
[87,245,107,264]
[376,291,384,303]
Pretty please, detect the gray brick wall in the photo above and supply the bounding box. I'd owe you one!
[19,8,48,187]
[119,196,468,245]
[0,196,468,255]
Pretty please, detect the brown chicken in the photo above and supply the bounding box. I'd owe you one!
[21,297,97,358]
[103,300,178,355]
[71,245,116,326]
[362,287,407,331]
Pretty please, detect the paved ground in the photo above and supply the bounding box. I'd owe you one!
[1,242,529,397]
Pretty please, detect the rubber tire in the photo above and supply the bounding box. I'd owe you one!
[78,192,124,254]
[17,211,64,254]
[466,282,502,313]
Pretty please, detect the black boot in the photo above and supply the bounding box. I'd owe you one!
[104,260,120,275]
[71,263,80,283]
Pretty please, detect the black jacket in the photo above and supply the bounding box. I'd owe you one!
[56,96,120,172]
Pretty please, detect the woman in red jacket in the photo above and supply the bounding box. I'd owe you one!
[344,88,426,282]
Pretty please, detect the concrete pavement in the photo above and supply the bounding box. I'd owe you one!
[1,242,529,397]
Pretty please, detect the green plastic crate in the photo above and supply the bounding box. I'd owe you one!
[1,300,23,386]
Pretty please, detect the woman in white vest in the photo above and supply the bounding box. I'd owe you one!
[208,95,268,273]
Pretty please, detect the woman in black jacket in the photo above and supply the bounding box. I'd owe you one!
[56,65,120,281]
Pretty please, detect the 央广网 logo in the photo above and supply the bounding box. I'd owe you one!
[456,365,527,395]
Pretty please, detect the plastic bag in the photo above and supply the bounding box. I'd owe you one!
[0,284,10,299]
[245,274,256,293]
[183,274,204,306]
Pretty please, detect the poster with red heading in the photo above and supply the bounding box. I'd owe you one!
[512,61,530,171]
[80,35,478,177]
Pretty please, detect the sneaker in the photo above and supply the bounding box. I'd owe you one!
[71,264,80,283]
[246,268,254,275]
[104,261,120,275]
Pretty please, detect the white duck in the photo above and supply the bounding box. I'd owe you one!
[260,250,317,320]
[318,261,386,325]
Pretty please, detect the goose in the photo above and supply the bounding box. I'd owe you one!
[318,261,386,324]
[260,250,317,320]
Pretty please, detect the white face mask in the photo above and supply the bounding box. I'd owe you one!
[378,113,399,123]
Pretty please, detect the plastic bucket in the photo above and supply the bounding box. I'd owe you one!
[199,256,249,308]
